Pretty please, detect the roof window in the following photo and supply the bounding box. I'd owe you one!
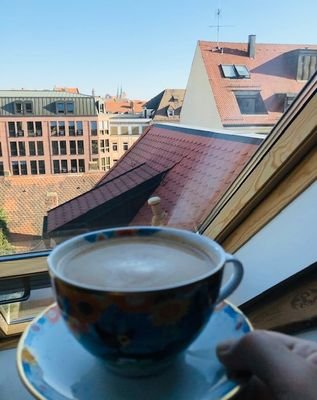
[221,64,250,79]
[235,90,267,114]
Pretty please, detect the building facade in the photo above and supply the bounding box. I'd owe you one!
[180,36,317,135]
[0,90,151,176]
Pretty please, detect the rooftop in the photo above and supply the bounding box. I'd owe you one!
[198,40,317,126]
[145,89,185,121]
[0,173,104,249]
[47,124,262,233]
[0,90,91,98]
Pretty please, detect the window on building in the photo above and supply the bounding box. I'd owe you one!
[38,160,45,174]
[30,161,37,175]
[106,156,110,170]
[27,121,35,136]
[78,140,84,154]
[17,122,24,136]
[0,142,2,157]
[53,160,60,174]
[112,143,118,151]
[235,91,267,114]
[91,140,98,154]
[12,161,19,175]
[110,126,118,135]
[71,159,78,173]
[221,64,250,79]
[35,122,42,136]
[105,139,109,152]
[66,102,74,114]
[101,157,106,171]
[50,122,58,136]
[20,161,27,175]
[131,126,139,135]
[0,162,4,176]
[221,64,237,78]
[78,159,85,172]
[58,121,65,136]
[70,140,76,155]
[10,142,18,157]
[15,102,23,114]
[235,65,250,78]
[100,140,105,153]
[24,102,33,114]
[121,126,129,135]
[167,107,174,117]
[56,102,65,114]
[37,141,44,156]
[29,142,36,156]
[18,142,26,156]
[90,121,97,136]
[60,141,67,155]
[113,159,118,164]
[52,141,59,155]
[123,142,129,151]
[61,160,67,173]
[8,122,16,137]
[76,121,83,135]
[68,121,75,136]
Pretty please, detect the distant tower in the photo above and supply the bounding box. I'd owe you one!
[92,88,95,97]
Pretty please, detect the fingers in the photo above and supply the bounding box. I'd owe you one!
[216,330,316,396]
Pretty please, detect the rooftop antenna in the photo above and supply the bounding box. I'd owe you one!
[209,3,233,50]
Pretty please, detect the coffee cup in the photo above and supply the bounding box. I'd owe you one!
[47,226,243,377]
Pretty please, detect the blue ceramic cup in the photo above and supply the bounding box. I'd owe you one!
[48,227,243,377]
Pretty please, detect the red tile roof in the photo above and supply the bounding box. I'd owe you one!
[47,125,262,232]
[0,173,104,239]
[199,41,317,126]
[54,87,80,94]
[105,99,145,114]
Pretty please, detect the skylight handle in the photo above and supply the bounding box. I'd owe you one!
[216,254,243,303]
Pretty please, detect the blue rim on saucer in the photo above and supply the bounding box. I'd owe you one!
[17,301,252,400]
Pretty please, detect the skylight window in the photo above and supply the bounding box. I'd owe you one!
[235,65,250,78]
[220,64,250,79]
[221,65,237,78]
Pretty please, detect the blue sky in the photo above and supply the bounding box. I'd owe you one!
[1,0,316,99]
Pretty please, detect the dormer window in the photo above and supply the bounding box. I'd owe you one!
[56,102,65,114]
[15,102,23,114]
[221,64,250,79]
[24,102,33,114]
[167,106,175,117]
[66,101,74,114]
[235,90,267,114]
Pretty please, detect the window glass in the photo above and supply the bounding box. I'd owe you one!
[70,140,76,155]
[18,142,26,156]
[8,122,16,137]
[121,126,129,135]
[61,160,68,173]
[30,160,37,175]
[24,102,33,113]
[66,102,74,114]
[29,142,36,156]
[38,160,45,174]
[78,159,85,172]
[78,140,84,154]
[10,142,18,157]
[27,121,35,136]
[90,121,97,135]
[110,126,118,135]
[12,161,19,175]
[37,141,44,156]
[59,141,67,155]
[0,161,4,176]
[71,159,77,172]
[52,141,59,155]
[15,102,23,114]
[68,121,75,136]
[76,121,83,135]
[53,160,60,174]
[20,161,27,175]
[58,121,65,136]
[131,126,139,134]
[35,121,42,136]
[235,91,267,114]
[56,102,65,114]
[16,122,24,136]
[50,122,57,136]
[91,140,98,154]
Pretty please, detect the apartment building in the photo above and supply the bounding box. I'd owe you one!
[0,90,115,176]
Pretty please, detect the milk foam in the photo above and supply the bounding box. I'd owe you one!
[58,237,214,290]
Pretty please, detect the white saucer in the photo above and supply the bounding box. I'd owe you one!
[17,302,252,400]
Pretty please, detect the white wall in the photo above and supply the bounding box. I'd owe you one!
[180,45,222,130]
[226,181,317,305]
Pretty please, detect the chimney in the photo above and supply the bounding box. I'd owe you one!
[248,35,256,58]
[148,196,167,226]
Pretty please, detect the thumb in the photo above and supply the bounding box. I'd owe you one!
[217,331,314,396]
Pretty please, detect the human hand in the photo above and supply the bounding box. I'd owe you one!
[216,330,317,400]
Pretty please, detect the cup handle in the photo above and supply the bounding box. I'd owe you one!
[216,254,243,304]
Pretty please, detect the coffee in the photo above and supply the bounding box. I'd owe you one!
[58,236,213,291]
